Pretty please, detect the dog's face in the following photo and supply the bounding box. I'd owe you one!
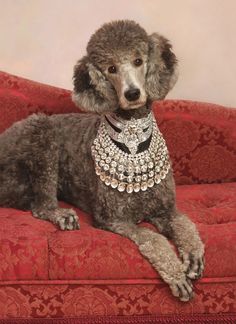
[99,49,148,110]
[72,20,178,114]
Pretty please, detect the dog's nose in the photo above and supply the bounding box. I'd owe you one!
[124,88,140,102]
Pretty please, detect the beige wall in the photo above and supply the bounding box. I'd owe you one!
[1,0,236,107]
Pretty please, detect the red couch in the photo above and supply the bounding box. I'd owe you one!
[0,71,236,324]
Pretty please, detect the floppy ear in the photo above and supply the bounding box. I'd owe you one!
[72,56,118,113]
[146,33,178,101]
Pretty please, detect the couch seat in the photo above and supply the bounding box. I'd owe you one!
[1,182,236,282]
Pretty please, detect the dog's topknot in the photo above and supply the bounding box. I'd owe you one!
[87,20,149,64]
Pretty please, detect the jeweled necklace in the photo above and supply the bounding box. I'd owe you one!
[105,113,153,155]
[91,111,171,193]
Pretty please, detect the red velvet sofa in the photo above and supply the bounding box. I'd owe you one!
[0,71,236,324]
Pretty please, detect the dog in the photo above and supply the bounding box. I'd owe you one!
[0,20,204,301]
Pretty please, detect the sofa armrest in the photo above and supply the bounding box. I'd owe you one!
[153,100,236,185]
[0,71,78,133]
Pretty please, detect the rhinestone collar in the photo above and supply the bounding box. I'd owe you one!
[91,112,171,194]
[105,113,153,155]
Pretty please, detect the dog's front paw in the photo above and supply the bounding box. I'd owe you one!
[33,207,80,230]
[181,250,205,280]
[187,252,205,280]
[169,274,194,302]
[53,208,80,230]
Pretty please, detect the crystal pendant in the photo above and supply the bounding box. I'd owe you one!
[127,175,133,183]
[100,173,106,181]
[106,157,111,164]
[141,182,148,191]
[118,173,125,180]
[111,178,118,188]
[135,166,141,174]
[110,167,116,174]
[149,170,154,178]
[103,164,109,171]
[118,182,126,192]
[142,174,148,181]
[148,161,154,169]
[160,170,166,179]
[95,166,101,175]
[105,176,111,186]
[154,174,161,184]
[133,183,141,193]
[147,179,154,188]
[99,160,105,167]
[111,161,117,168]
[141,165,147,172]
[118,164,125,172]
[126,184,134,193]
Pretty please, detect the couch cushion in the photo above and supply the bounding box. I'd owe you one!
[0,182,235,281]
[0,208,55,280]
[176,182,236,279]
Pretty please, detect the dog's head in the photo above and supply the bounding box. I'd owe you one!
[72,20,178,113]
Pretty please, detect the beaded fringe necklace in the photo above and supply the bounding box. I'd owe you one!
[91,112,171,193]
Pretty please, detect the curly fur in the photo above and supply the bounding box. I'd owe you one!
[0,20,204,302]
[72,20,178,113]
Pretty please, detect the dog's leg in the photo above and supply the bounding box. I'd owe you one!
[100,221,194,302]
[26,115,79,230]
[169,211,205,280]
[149,211,204,280]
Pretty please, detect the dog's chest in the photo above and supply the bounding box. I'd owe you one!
[95,170,175,223]
[129,171,175,219]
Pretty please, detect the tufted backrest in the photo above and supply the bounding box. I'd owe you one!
[153,100,236,185]
[0,71,79,133]
[0,71,235,185]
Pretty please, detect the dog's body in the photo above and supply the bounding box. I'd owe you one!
[0,20,204,301]
[0,111,174,224]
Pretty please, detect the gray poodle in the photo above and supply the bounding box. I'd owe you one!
[0,20,204,302]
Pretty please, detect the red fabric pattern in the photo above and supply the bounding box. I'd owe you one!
[1,316,236,324]
[0,281,236,318]
[0,71,79,133]
[153,100,236,185]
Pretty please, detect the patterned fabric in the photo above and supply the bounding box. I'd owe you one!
[0,71,236,321]
[0,71,79,133]
[153,100,236,185]
[0,281,236,319]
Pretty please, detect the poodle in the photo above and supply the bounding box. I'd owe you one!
[0,20,204,302]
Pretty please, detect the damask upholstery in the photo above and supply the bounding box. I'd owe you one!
[0,71,236,323]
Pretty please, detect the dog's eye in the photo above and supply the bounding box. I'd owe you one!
[108,66,117,74]
[134,58,143,67]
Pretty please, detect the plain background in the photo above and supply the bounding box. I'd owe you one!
[1,0,236,107]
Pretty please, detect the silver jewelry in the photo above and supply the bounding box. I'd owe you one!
[105,113,153,155]
[91,112,171,194]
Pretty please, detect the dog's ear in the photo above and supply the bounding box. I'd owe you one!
[146,33,178,101]
[72,56,118,113]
